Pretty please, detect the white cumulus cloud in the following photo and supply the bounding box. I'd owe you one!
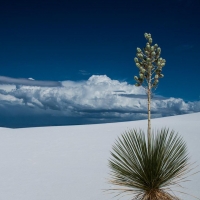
[0,75,199,128]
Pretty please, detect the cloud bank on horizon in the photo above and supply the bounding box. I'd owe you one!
[0,75,200,128]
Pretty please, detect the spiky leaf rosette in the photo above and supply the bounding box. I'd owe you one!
[108,128,190,200]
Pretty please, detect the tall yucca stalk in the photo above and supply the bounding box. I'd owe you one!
[133,33,166,143]
[107,33,194,200]
[108,129,190,200]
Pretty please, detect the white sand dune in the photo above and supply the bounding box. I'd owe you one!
[0,112,200,200]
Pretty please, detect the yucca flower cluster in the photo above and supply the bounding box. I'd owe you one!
[134,33,166,88]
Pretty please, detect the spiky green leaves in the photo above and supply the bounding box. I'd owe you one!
[108,128,190,200]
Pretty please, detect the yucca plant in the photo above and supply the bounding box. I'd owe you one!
[108,128,190,200]
[107,33,194,200]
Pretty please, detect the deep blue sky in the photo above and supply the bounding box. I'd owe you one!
[0,0,200,101]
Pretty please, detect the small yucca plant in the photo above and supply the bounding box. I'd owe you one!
[108,128,190,200]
